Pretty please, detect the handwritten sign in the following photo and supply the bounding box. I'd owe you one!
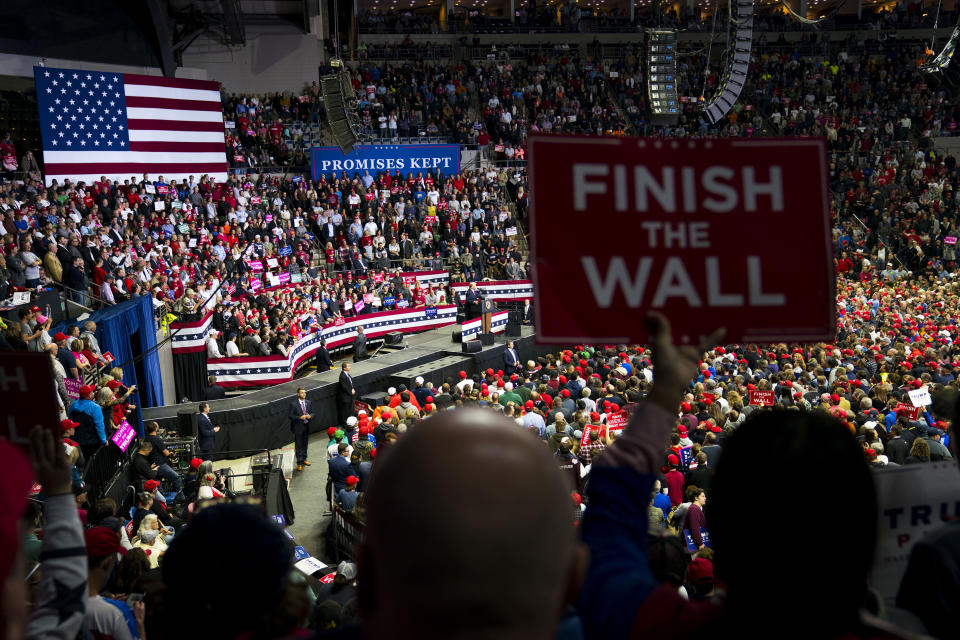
[749,390,775,406]
[111,420,136,452]
[65,378,82,400]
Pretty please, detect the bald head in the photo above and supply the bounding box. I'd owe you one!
[361,409,578,640]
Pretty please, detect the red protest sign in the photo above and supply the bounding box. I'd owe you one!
[605,410,629,430]
[528,136,835,344]
[580,424,606,447]
[103,351,114,363]
[896,403,921,420]
[0,353,61,450]
[749,390,775,406]
[354,400,373,415]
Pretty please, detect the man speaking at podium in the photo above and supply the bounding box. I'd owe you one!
[466,282,482,320]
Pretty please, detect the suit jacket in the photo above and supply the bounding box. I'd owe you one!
[197,413,216,452]
[338,371,355,405]
[353,334,367,361]
[329,455,353,493]
[315,346,333,370]
[202,384,226,401]
[504,347,520,370]
[288,397,312,429]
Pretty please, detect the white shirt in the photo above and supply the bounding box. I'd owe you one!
[207,337,223,358]
[226,340,240,356]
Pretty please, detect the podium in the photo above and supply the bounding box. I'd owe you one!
[480,299,494,333]
[479,299,495,345]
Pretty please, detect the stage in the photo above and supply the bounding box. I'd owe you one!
[143,324,549,453]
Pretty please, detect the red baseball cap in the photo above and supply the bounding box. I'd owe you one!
[346,475,359,486]
[144,479,161,492]
[60,418,80,432]
[84,526,126,557]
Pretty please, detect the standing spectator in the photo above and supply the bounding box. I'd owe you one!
[83,526,147,639]
[681,485,709,551]
[338,362,355,425]
[353,325,368,362]
[288,387,313,472]
[196,403,220,457]
[664,454,684,507]
[69,384,106,460]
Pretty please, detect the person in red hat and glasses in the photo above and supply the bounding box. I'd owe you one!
[68,384,106,460]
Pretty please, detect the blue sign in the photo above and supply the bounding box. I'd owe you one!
[679,446,693,468]
[683,528,712,551]
[294,546,309,561]
[425,306,438,318]
[272,514,286,526]
[311,144,461,181]
[383,296,396,306]
[279,246,293,256]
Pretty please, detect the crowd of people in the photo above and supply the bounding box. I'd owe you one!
[5,18,960,639]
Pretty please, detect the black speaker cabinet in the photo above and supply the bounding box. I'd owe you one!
[506,322,522,337]
[462,341,482,353]
[177,410,198,437]
[456,312,467,324]
[452,328,463,343]
[360,390,390,409]
[384,331,403,346]
[479,332,494,346]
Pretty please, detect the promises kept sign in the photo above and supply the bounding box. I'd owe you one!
[528,136,835,344]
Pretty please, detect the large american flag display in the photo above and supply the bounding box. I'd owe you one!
[34,66,228,186]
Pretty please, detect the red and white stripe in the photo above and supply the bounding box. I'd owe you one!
[44,74,227,186]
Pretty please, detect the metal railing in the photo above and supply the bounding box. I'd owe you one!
[84,436,140,504]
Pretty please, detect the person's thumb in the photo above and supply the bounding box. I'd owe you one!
[645,311,672,347]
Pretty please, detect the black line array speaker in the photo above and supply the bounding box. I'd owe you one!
[479,332,494,346]
[321,71,359,154]
[462,341,482,353]
[452,328,463,343]
[177,410,198,438]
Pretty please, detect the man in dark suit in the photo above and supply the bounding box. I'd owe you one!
[353,326,368,362]
[465,282,481,319]
[314,338,333,370]
[197,402,220,456]
[201,375,226,401]
[504,340,521,374]
[288,387,313,472]
[338,362,356,424]
[328,443,354,499]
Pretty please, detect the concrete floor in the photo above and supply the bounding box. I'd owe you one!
[211,431,334,562]
[285,431,334,561]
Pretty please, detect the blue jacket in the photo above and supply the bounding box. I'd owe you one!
[68,399,106,445]
[329,455,353,494]
[197,413,216,452]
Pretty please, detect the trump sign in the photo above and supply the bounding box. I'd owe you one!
[528,136,835,344]
[311,144,460,181]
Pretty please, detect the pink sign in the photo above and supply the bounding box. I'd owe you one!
[266,214,273,222]
[363,293,373,303]
[111,420,136,452]
[278,272,291,284]
[354,301,365,312]
[946,236,958,246]
[251,196,262,205]
[249,260,263,271]
[65,378,82,400]
[250,279,262,292]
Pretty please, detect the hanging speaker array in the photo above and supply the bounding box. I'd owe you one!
[703,0,755,124]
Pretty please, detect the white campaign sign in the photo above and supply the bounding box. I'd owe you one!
[909,386,932,407]
[294,556,328,576]
[871,462,960,604]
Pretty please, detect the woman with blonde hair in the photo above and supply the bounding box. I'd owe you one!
[198,472,226,500]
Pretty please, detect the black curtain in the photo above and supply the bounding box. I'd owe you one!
[173,351,207,402]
